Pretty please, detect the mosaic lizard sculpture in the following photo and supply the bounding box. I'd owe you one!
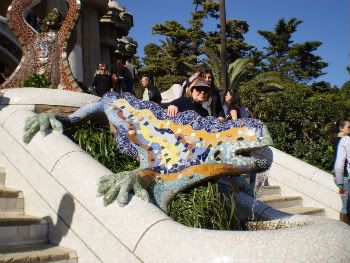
[23,93,273,210]
[0,0,81,91]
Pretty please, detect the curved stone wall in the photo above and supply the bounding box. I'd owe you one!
[0,88,349,262]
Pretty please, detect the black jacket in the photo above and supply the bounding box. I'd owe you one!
[92,74,112,97]
[162,97,209,117]
[146,85,162,104]
[210,88,224,118]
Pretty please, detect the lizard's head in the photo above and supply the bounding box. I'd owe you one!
[207,123,273,173]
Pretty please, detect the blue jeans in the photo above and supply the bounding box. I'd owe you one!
[341,177,350,214]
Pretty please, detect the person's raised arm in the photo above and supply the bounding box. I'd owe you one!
[230,109,238,120]
[161,97,184,117]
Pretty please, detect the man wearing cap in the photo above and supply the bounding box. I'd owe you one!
[162,78,210,117]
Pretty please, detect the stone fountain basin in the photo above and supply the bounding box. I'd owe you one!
[0,88,349,263]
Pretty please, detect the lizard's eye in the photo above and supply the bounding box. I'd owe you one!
[237,137,245,141]
[214,150,221,161]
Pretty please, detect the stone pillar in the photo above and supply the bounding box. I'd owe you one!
[81,0,108,86]
[68,20,83,82]
[81,7,100,86]
[100,45,111,70]
[99,1,135,70]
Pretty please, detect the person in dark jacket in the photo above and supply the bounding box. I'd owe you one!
[162,79,210,117]
[141,76,162,104]
[202,70,225,120]
[112,60,133,94]
[92,64,112,97]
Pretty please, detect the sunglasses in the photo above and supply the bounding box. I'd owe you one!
[194,86,209,93]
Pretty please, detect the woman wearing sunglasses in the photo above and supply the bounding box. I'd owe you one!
[163,78,210,117]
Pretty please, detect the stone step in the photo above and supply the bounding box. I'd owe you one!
[0,244,78,263]
[279,205,325,216]
[258,195,303,209]
[0,167,5,187]
[257,185,281,196]
[0,187,21,198]
[0,196,24,215]
[0,216,48,247]
[0,187,24,215]
[0,215,44,226]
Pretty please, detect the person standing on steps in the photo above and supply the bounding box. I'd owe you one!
[332,119,350,224]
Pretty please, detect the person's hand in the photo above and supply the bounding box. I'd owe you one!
[167,105,179,117]
[218,117,225,122]
[112,74,118,82]
[339,187,345,196]
[193,71,201,78]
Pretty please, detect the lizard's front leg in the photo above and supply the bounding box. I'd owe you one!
[23,101,105,144]
[98,169,152,206]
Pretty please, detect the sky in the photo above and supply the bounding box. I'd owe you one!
[117,0,350,87]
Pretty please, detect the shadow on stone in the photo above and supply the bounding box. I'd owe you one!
[45,193,75,245]
[0,95,10,111]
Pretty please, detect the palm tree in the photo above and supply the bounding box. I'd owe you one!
[204,46,286,98]
[203,46,254,90]
[219,0,228,92]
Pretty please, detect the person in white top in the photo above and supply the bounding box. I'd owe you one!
[333,119,350,224]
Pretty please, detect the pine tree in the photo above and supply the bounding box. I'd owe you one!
[258,18,328,83]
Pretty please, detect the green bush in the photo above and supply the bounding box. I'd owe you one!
[168,181,241,230]
[239,80,346,172]
[65,123,138,173]
[22,73,53,88]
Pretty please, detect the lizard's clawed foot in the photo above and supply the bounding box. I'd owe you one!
[98,170,149,207]
[23,113,63,144]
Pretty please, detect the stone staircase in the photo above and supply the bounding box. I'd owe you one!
[0,166,78,263]
[257,184,325,216]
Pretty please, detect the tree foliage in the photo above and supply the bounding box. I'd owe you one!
[141,0,253,89]
[239,80,346,171]
[139,3,339,172]
[258,18,328,83]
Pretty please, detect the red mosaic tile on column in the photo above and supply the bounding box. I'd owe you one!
[0,0,82,92]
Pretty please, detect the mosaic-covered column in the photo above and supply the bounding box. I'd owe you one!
[0,0,81,91]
